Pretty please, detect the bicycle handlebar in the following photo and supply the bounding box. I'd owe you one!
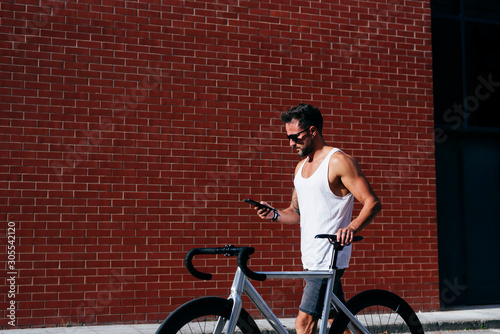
[185,245,267,281]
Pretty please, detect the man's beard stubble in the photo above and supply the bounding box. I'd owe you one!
[298,140,314,158]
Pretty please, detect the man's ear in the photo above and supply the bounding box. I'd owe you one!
[309,126,317,138]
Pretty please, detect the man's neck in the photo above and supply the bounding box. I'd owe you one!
[306,140,328,163]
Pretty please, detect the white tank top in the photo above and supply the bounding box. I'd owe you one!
[294,148,354,270]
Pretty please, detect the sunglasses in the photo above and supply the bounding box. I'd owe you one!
[286,128,310,143]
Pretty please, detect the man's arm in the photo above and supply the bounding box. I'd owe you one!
[332,153,382,245]
[256,188,300,224]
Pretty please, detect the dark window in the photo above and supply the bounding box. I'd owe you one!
[464,0,500,20]
[433,0,500,308]
[432,0,500,129]
[431,0,460,16]
[431,19,463,128]
[464,22,500,128]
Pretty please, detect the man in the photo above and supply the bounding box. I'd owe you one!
[256,104,381,334]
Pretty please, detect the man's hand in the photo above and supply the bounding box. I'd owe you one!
[256,201,275,220]
[335,227,356,246]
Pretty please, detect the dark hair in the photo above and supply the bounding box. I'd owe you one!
[281,103,323,134]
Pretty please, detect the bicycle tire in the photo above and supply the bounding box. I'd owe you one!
[155,296,261,334]
[330,289,424,334]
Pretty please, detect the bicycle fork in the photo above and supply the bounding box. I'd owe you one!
[213,268,245,334]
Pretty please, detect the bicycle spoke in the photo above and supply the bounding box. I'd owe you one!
[173,315,230,334]
[350,305,412,334]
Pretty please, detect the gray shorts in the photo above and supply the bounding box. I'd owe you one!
[299,269,346,318]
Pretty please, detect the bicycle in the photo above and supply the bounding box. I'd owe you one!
[156,234,424,334]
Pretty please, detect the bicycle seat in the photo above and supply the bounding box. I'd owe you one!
[315,234,363,243]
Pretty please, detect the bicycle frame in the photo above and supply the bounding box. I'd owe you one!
[221,267,370,334]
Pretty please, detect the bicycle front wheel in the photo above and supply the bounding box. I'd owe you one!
[156,296,261,334]
[330,289,424,334]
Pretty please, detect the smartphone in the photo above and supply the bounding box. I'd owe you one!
[243,199,274,211]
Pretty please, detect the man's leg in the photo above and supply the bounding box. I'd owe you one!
[296,310,318,334]
[297,277,326,334]
[297,270,346,333]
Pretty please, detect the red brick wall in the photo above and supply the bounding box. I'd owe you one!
[1,0,439,329]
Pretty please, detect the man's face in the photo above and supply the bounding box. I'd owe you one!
[285,119,313,158]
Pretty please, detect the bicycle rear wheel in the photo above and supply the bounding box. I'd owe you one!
[330,289,424,334]
[156,296,261,334]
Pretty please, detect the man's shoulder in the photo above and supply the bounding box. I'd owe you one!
[328,149,358,172]
[328,147,348,161]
